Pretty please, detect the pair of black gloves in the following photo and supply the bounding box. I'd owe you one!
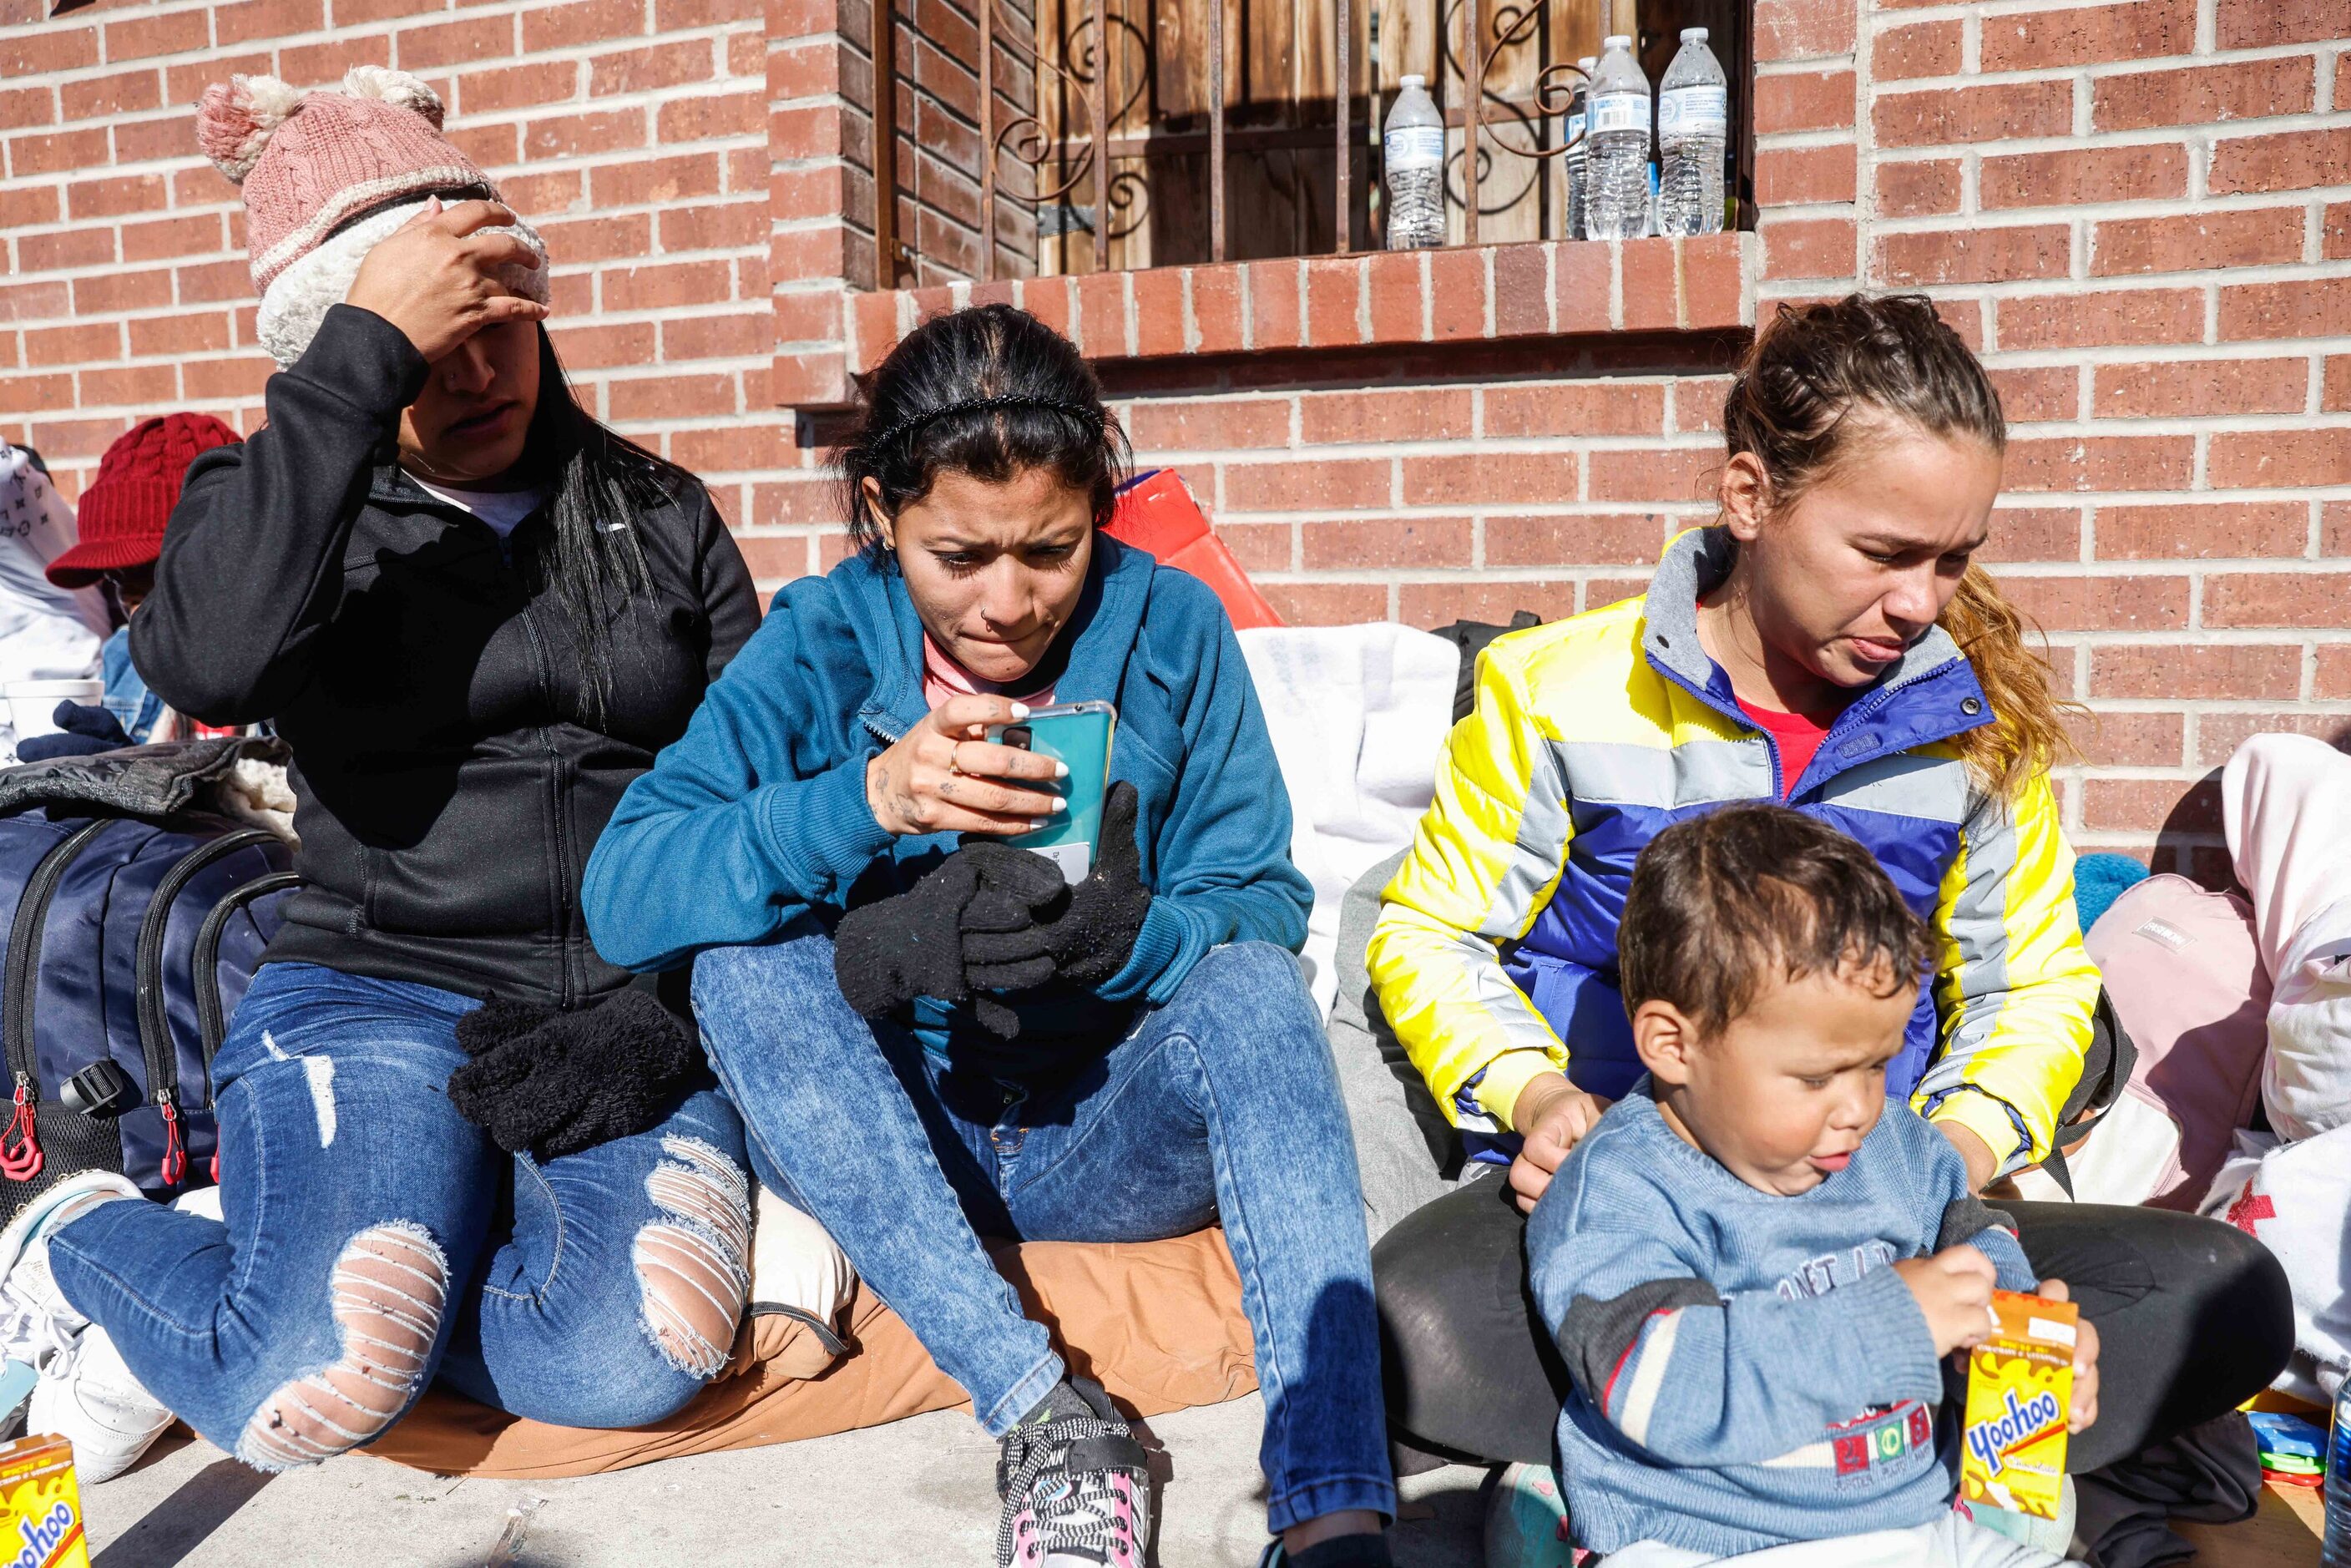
[833,780,1155,1039]
[16,701,131,763]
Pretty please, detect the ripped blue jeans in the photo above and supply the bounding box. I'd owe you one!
[48,962,752,1469]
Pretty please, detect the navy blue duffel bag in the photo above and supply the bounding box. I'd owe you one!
[0,806,294,1219]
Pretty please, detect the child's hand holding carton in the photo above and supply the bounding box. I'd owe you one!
[1957,1285,2103,1520]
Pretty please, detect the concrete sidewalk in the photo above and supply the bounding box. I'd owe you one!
[79,1393,1490,1566]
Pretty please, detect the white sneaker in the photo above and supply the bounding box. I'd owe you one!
[0,1171,166,1483]
[0,1171,144,1358]
[27,1324,174,1483]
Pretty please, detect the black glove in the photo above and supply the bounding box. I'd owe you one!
[54,701,129,744]
[832,853,986,1019]
[16,701,132,763]
[953,842,1074,1039]
[447,989,696,1161]
[963,781,1153,990]
[17,732,119,762]
[833,843,1070,1038]
[957,843,1070,994]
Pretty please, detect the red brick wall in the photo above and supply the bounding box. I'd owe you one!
[0,0,791,573]
[1853,0,2351,872]
[5,0,2348,867]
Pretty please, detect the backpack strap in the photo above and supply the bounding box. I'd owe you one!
[194,871,301,1092]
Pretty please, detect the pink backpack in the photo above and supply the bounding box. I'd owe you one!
[2081,874,2271,1210]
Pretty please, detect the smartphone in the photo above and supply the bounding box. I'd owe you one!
[982,700,1115,882]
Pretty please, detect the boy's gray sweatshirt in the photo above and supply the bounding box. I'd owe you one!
[1526,1080,2035,1557]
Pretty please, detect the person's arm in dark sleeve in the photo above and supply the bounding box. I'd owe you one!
[690,488,760,680]
[132,306,427,725]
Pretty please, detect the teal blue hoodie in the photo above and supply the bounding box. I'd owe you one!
[582,535,1311,1061]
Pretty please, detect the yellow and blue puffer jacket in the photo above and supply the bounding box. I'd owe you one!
[1368,528,2100,1177]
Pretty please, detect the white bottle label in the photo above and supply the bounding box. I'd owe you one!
[1566,109,1586,145]
[1590,92,1648,135]
[1659,84,1727,135]
[1383,124,1446,169]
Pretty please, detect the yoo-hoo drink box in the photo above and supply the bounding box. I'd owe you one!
[0,1434,87,1568]
[1958,1290,2077,1520]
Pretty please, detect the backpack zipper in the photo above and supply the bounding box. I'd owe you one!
[1,819,114,1181]
[134,830,275,1187]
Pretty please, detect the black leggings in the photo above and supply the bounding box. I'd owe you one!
[1371,1176,2295,1475]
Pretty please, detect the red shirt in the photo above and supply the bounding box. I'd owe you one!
[1736,697,1842,798]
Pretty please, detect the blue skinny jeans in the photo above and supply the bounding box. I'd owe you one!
[694,930,1396,1533]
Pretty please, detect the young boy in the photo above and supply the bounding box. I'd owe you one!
[1527,804,2100,1566]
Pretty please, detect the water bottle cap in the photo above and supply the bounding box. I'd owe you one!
[1681,27,1706,41]
[1399,73,1425,87]
[1578,55,1595,67]
[1603,33,1631,48]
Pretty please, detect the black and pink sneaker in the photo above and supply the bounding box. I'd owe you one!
[995,1378,1150,1568]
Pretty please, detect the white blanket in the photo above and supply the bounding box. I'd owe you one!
[0,447,107,761]
[2202,1125,2349,1402]
[1238,625,1459,1019]
[2223,732,2351,1143]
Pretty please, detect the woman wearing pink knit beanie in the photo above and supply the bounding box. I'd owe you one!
[0,66,763,1481]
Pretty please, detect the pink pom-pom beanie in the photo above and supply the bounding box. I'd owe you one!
[196,66,549,369]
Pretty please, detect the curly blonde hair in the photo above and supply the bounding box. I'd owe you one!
[1721,294,2081,800]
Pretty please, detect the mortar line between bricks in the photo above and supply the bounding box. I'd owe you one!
[1757,129,1870,152]
[1856,195,2350,227]
[1878,122,2345,170]
[1845,262,2351,298]
[1858,40,2345,86]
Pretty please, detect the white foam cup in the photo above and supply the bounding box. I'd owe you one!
[5,678,106,740]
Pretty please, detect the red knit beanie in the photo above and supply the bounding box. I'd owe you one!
[45,414,242,589]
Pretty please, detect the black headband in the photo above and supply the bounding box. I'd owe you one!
[870,394,1105,458]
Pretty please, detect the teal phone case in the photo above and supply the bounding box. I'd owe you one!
[985,701,1115,882]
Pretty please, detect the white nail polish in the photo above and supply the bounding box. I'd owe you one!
[1049,797,1068,812]
[1053,760,1070,779]
[1010,702,1030,720]
[1031,817,1051,830]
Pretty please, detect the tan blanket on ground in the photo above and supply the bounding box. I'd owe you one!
[369,1229,1257,1479]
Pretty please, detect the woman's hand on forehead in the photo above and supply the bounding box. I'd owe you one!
[346,196,549,365]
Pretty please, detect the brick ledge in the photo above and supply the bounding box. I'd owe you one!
[776,234,1756,411]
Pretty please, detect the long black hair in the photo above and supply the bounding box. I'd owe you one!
[837,304,1130,563]
[516,326,693,720]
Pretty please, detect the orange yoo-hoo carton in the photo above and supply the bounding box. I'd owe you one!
[0,1434,88,1568]
[1958,1290,2078,1520]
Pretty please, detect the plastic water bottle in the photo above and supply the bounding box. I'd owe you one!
[2327,1373,2351,1567]
[1383,75,1445,250]
[1563,55,1595,240]
[1658,27,1727,235]
[1584,34,1651,242]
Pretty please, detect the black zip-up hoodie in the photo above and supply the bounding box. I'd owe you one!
[134,305,760,1008]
